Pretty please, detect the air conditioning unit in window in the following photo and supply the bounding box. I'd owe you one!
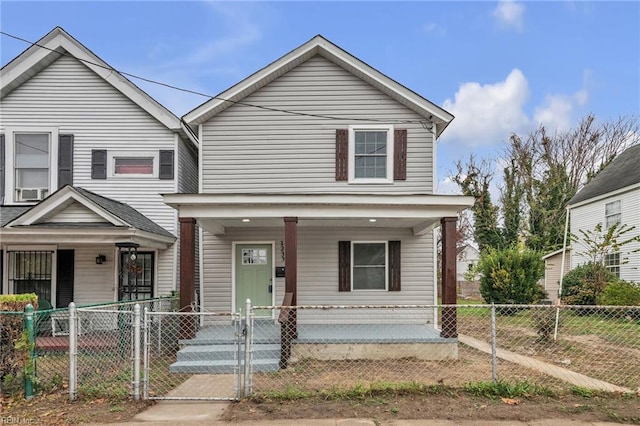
[16,187,48,202]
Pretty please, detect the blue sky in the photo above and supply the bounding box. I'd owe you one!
[1,1,639,191]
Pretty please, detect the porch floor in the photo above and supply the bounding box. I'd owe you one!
[187,321,455,345]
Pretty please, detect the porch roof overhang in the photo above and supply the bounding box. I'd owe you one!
[0,226,175,249]
[163,193,474,236]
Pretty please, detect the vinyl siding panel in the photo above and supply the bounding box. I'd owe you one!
[570,188,640,283]
[201,56,434,194]
[201,226,434,323]
[1,55,180,301]
[543,252,571,302]
[0,55,177,235]
[70,244,116,305]
[177,137,198,194]
[42,202,109,223]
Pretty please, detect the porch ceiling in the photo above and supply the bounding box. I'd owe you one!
[164,193,474,236]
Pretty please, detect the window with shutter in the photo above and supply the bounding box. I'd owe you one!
[91,150,107,179]
[338,240,401,292]
[159,150,174,180]
[337,125,407,183]
[58,134,74,188]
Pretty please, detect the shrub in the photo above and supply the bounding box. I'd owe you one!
[477,247,546,305]
[0,293,38,396]
[597,280,640,306]
[561,263,616,305]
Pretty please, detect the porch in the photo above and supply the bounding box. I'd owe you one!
[170,320,458,374]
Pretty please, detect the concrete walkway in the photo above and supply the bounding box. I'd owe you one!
[458,334,631,393]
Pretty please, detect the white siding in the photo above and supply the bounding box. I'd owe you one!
[0,55,177,235]
[543,252,571,302]
[1,55,181,300]
[177,137,198,194]
[41,201,108,223]
[201,56,434,194]
[201,226,435,323]
[70,244,116,305]
[571,188,640,283]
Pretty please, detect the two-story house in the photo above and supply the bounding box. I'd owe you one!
[568,144,640,283]
[0,27,198,308]
[164,35,473,331]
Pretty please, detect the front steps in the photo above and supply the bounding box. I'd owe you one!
[169,322,281,374]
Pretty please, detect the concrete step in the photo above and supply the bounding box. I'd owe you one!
[176,344,280,362]
[169,358,279,374]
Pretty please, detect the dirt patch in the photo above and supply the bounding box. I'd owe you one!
[223,393,640,424]
[0,391,152,425]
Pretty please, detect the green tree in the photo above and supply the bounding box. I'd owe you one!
[452,114,639,253]
[477,246,546,304]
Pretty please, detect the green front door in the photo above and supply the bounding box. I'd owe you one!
[235,244,272,316]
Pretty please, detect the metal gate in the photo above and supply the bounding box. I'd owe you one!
[143,310,243,400]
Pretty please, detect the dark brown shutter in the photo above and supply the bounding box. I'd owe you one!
[388,240,401,291]
[335,129,348,181]
[58,134,74,188]
[0,134,5,202]
[394,129,407,181]
[91,149,107,179]
[159,150,174,180]
[338,241,351,292]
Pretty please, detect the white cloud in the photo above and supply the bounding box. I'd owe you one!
[533,82,589,132]
[441,69,530,147]
[437,176,463,195]
[492,0,525,32]
[423,22,446,36]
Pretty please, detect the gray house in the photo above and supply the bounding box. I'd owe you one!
[165,35,473,331]
[0,27,198,308]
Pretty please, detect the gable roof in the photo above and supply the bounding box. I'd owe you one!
[0,206,32,227]
[5,185,175,239]
[183,35,454,137]
[568,144,640,206]
[1,27,182,132]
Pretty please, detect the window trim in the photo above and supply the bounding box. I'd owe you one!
[604,252,620,278]
[108,151,158,178]
[5,127,59,204]
[605,200,622,229]
[348,124,394,184]
[351,241,388,291]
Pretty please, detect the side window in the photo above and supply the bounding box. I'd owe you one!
[13,133,52,202]
[605,200,621,229]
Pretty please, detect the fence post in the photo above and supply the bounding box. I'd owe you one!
[132,304,141,401]
[69,302,77,401]
[23,304,35,400]
[490,303,497,384]
[142,307,149,400]
[243,299,252,397]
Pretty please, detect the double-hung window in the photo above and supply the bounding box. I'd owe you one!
[4,129,61,203]
[348,125,394,183]
[605,200,621,229]
[352,242,388,290]
[604,252,620,277]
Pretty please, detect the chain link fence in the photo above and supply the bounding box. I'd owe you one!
[249,304,639,396]
[143,310,243,401]
[22,301,636,401]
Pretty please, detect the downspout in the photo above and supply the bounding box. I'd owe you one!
[553,205,571,341]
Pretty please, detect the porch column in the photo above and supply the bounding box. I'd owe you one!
[179,217,196,339]
[283,217,298,305]
[440,216,458,338]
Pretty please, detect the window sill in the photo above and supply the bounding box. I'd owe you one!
[347,179,394,185]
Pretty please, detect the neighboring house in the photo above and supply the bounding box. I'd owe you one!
[456,244,480,299]
[568,144,640,283]
[165,35,473,328]
[540,248,571,302]
[0,27,198,308]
